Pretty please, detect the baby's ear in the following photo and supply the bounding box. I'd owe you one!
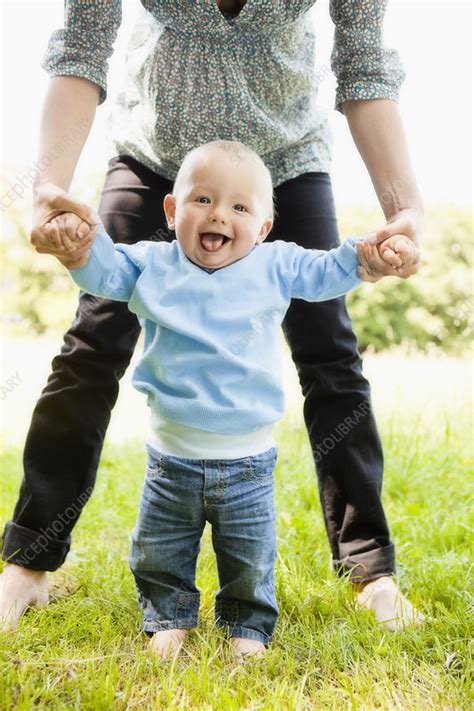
[163,194,177,230]
[257,218,273,244]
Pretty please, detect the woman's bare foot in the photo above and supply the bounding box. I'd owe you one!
[231,637,266,662]
[0,563,49,631]
[149,629,187,659]
[354,575,425,631]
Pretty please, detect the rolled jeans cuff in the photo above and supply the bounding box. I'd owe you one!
[217,622,271,647]
[141,616,199,635]
[1,521,70,571]
[332,542,396,583]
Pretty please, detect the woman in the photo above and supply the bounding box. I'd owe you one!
[1,0,423,631]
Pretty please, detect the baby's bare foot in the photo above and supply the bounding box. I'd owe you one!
[355,575,425,631]
[231,637,266,662]
[0,563,49,631]
[149,629,187,659]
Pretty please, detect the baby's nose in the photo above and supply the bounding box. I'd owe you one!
[210,206,228,223]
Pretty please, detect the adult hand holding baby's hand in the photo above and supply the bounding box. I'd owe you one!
[357,235,420,283]
[31,181,100,268]
[356,207,422,282]
[44,212,94,269]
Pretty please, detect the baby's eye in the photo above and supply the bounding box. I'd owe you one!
[234,204,247,212]
[196,196,210,204]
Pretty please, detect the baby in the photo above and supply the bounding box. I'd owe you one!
[45,140,416,661]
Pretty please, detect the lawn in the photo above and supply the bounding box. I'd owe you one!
[1,344,472,709]
[0,387,472,709]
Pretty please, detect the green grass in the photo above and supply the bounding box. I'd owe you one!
[0,411,472,710]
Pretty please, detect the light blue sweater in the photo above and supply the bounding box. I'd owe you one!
[70,225,362,434]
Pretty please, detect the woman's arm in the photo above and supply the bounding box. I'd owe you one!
[343,99,423,220]
[343,99,423,280]
[31,0,122,266]
[34,77,101,193]
[330,0,423,280]
[31,77,101,266]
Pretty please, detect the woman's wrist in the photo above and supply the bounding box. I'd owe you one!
[33,178,70,200]
[385,206,424,244]
[386,203,424,221]
[379,182,424,222]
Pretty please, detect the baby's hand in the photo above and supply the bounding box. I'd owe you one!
[356,235,420,282]
[43,212,94,268]
[43,212,91,253]
[378,235,419,271]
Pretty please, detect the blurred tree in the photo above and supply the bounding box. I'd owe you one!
[341,204,473,354]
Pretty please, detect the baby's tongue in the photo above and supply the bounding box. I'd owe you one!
[201,233,225,252]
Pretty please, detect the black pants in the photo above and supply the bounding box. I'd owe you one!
[1,156,395,581]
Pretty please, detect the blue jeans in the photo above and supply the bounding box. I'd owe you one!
[129,444,279,646]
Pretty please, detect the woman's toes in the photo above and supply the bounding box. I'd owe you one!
[0,564,49,632]
[355,576,425,631]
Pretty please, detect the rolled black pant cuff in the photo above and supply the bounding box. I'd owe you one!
[332,543,396,583]
[1,521,70,572]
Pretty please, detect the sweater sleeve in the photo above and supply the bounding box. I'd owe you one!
[283,237,363,301]
[329,0,406,114]
[69,223,150,301]
[41,1,122,105]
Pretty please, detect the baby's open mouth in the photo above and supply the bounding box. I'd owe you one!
[199,233,231,253]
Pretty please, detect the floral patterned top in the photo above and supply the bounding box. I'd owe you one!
[42,1,405,187]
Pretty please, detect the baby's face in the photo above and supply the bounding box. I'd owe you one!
[163,149,273,269]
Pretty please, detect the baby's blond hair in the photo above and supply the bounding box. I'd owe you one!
[173,140,276,221]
